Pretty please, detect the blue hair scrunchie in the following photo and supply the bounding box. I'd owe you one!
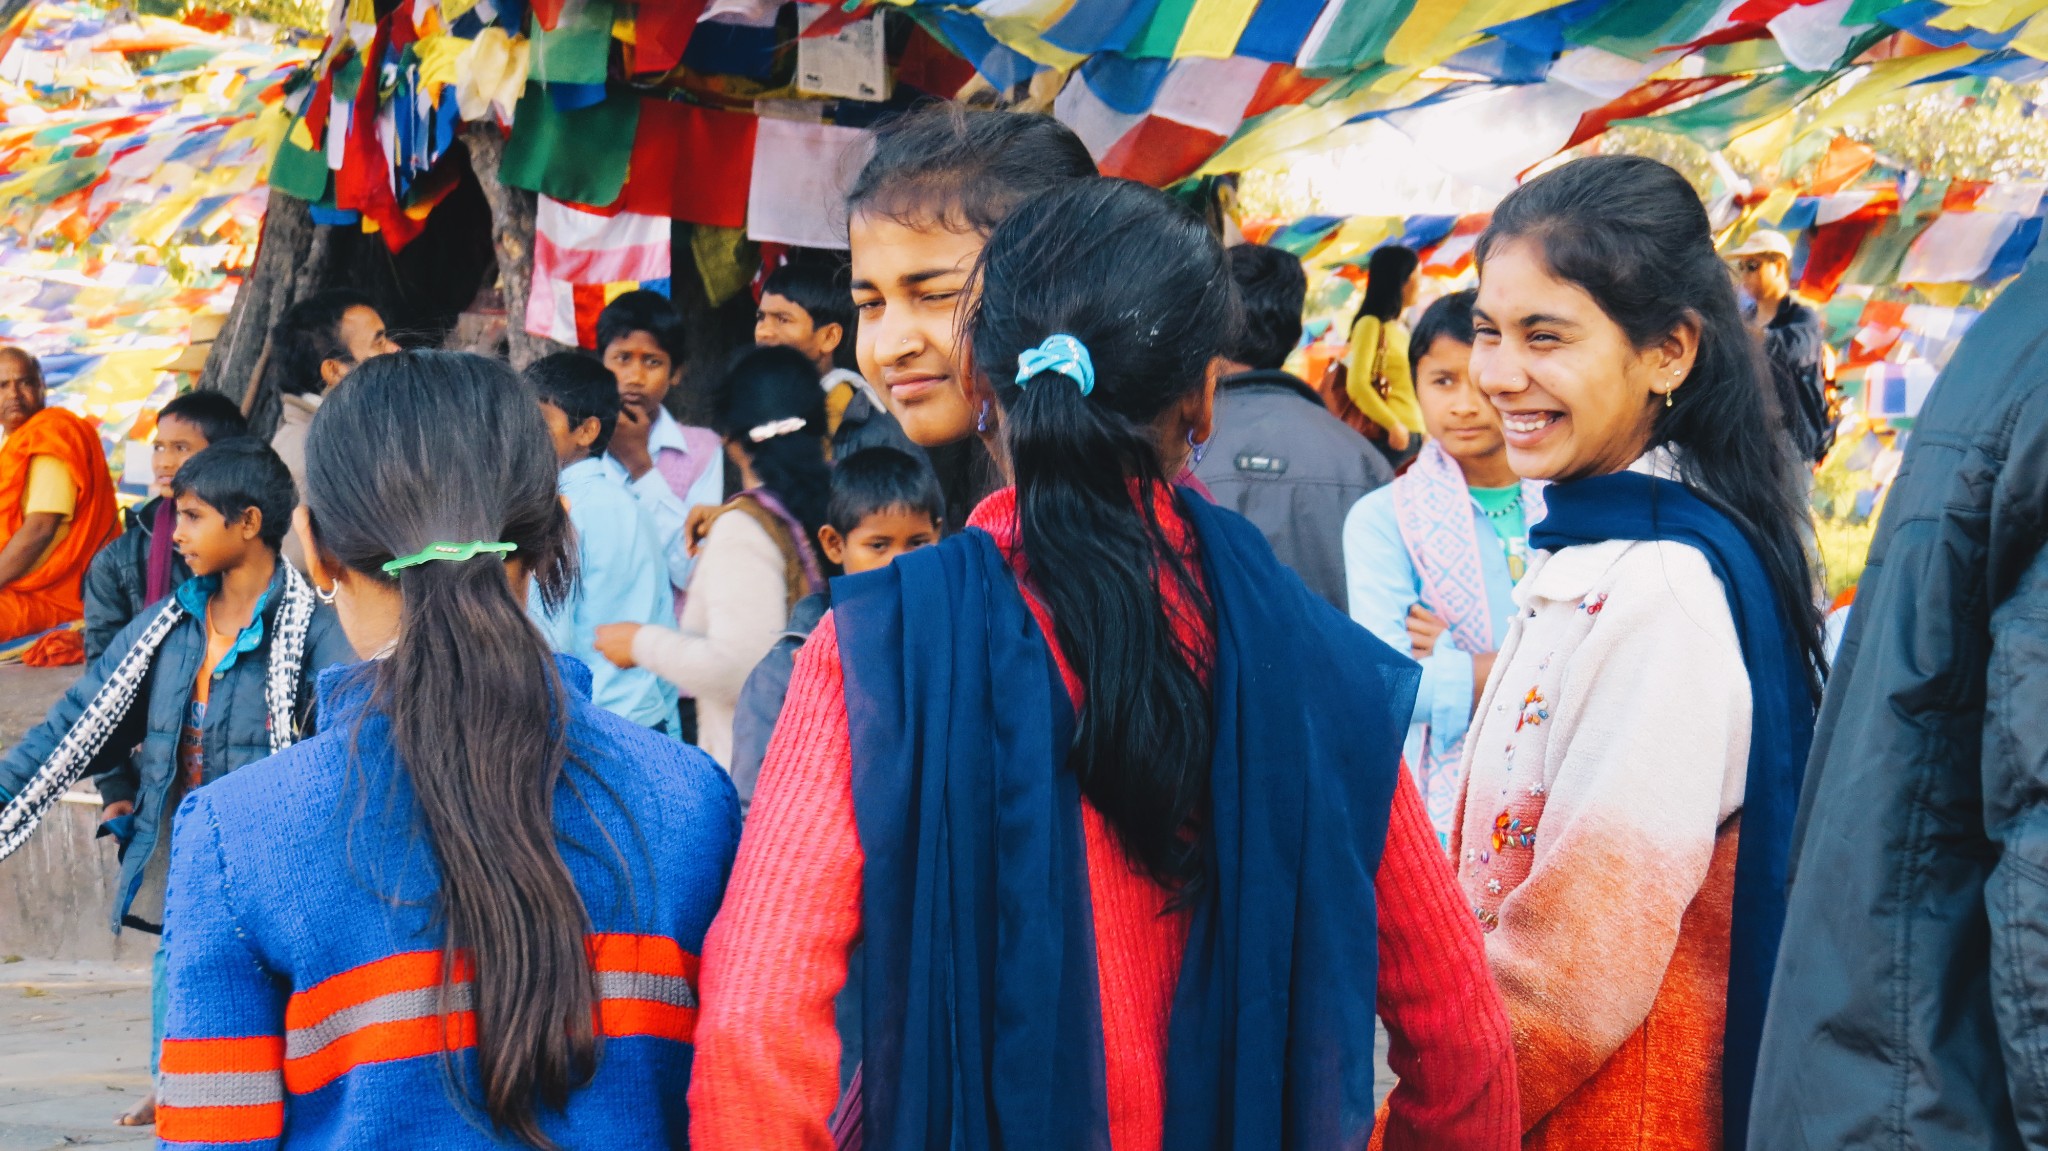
[1015,334,1095,397]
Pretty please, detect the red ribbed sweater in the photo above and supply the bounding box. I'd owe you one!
[689,489,1519,1151]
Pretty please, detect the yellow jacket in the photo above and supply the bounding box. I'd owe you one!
[1345,316,1425,437]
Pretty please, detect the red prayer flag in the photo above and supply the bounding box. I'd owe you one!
[334,21,427,251]
[630,0,709,75]
[617,98,757,227]
[1244,65,1325,119]
[1942,179,1991,211]
[894,23,976,98]
[1728,0,1803,22]
[1800,204,1889,299]
[1561,77,1736,154]
[1807,135,1877,195]
[531,0,568,31]
[1100,117,1224,187]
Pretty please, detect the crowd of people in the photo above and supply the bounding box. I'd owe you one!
[0,99,2036,1150]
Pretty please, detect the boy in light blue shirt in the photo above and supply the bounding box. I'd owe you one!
[525,353,681,733]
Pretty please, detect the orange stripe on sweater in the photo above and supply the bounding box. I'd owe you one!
[284,951,468,1031]
[158,1035,285,1076]
[599,998,698,1043]
[287,937,690,1030]
[157,1101,285,1144]
[587,933,697,978]
[284,1012,478,1094]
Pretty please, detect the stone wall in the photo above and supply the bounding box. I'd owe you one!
[0,797,146,962]
[0,666,148,962]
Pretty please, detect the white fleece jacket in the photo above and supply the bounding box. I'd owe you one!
[632,509,791,767]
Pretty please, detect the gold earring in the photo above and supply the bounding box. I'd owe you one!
[1664,389,1674,409]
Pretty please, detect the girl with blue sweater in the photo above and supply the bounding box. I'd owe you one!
[154,351,740,1149]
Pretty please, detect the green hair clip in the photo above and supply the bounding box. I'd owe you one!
[381,540,517,575]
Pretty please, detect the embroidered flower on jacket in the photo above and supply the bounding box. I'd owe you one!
[1516,686,1549,732]
[1492,809,1537,852]
[1475,906,1499,931]
[1580,593,1609,616]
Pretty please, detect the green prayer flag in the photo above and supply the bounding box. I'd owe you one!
[499,83,638,207]
[1845,0,1912,25]
[528,0,614,87]
[1697,38,1787,75]
[1127,0,1199,57]
[1303,0,1416,75]
[691,224,753,308]
[1839,214,1932,287]
[1567,0,1725,61]
[1617,69,1829,149]
[269,120,331,202]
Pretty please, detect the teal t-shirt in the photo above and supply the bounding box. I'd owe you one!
[1470,483,1528,580]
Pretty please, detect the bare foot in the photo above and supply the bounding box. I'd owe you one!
[116,1090,156,1126]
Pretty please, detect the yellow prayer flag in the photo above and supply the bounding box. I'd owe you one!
[2013,9,2048,55]
[1799,47,1978,138]
[1754,186,1799,229]
[1928,0,2048,32]
[1174,0,1262,59]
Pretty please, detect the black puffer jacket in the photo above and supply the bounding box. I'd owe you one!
[81,496,190,661]
[1753,258,2048,1147]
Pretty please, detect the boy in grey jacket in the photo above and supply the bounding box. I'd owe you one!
[1194,244,1391,609]
[0,438,352,1125]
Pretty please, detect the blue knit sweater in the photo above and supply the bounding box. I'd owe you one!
[156,655,740,1150]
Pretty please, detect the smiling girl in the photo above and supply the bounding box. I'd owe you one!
[843,105,1096,529]
[1455,155,1824,1149]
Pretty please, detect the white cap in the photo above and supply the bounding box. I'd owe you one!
[1726,230,1793,261]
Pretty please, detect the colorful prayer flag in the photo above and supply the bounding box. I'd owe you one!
[525,196,673,349]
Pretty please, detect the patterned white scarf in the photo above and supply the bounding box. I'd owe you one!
[0,563,317,862]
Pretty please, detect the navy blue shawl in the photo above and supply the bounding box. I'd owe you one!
[836,493,1418,1151]
[1530,471,1816,1151]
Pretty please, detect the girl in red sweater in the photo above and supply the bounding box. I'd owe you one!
[843,103,1095,530]
[689,178,1518,1150]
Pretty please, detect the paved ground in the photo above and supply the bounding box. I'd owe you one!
[0,960,154,1151]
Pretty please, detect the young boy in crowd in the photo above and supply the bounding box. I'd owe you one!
[755,257,917,459]
[596,290,724,604]
[727,446,941,807]
[82,391,248,659]
[526,353,683,734]
[0,438,350,1127]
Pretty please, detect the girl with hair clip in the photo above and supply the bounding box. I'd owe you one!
[1458,154,1824,1149]
[843,103,1097,531]
[690,179,1519,1151]
[599,344,831,769]
[153,351,739,1150]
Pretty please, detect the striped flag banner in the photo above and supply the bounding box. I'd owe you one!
[526,195,673,350]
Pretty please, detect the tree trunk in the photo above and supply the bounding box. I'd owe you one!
[670,220,758,428]
[196,188,323,440]
[462,122,566,370]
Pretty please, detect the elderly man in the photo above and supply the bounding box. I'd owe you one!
[1730,229,1833,464]
[0,347,119,640]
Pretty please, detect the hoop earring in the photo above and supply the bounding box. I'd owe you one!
[975,401,992,435]
[315,582,337,605]
[1187,428,1209,468]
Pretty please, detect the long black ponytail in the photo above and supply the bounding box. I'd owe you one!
[1479,155,1827,697]
[971,179,1236,892]
[302,350,592,1148]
